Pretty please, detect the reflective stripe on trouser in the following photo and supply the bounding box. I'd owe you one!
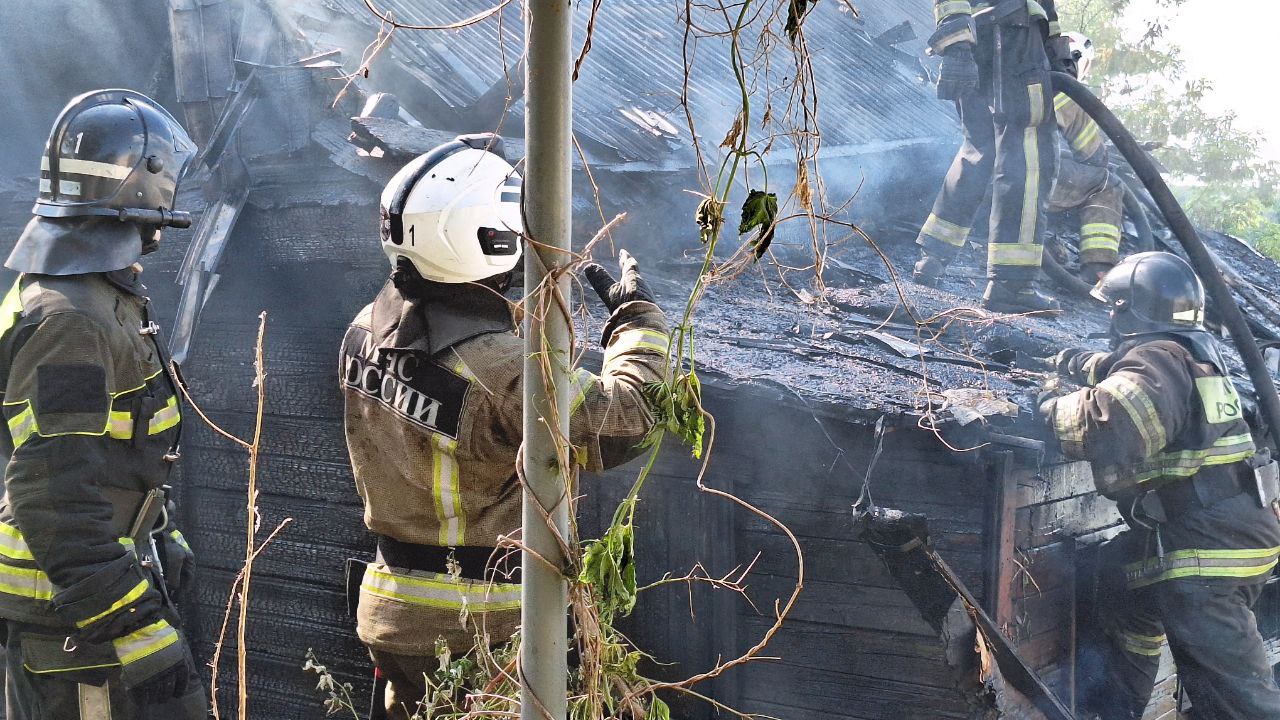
[917,22,1057,280]
[1078,182,1124,266]
[355,562,522,656]
[1080,530,1280,720]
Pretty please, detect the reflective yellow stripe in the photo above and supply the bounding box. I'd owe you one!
[42,156,132,180]
[0,275,24,339]
[416,360,472,547]
[569,368,598,415]
[1119,631,1165,657]
[1081,223,1120,240]
[1017,85,1044,248]
[147,396,180,434]
[1133,435,1256,484]
[107,410,132,440]
[1047,19,1061,35]
[361,565,520,611]
[1054,93,1073,112]
[112,620,179,665]
[75,579,148,629]
[1027,83,1045,127]
[169,530,191,553]
[1051,392,1086,457]
[1125,547,1280,589]
[0,563,54,601]
[605,328,669,362]
[7,406,37,448]
[921,214,970,248]
[38,178,82,196]
[988,242,1044,267]
[1097,374,1165,457]
[934,0,972,21]
[0,523,33,561]
[1072,121,1101,154]
[1027,0,1046,20]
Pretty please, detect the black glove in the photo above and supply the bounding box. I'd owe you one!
[936,42,979,101]
[1053,348,1088,377]
[582,249,655,313]
[132,656,191,704]
[1046,35,1076,77]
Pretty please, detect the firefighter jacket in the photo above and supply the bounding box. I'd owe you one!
[930,0,1061,53]
[341,280,670,655]
[1041,337,1280,589]
[0,271,194,687]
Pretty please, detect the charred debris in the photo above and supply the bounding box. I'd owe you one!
[2,0,1280,719]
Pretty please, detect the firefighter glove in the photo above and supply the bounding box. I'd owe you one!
[132,655,191,704]
[936,42,979,101]
[583,249,656,313]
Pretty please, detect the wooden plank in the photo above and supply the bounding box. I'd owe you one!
[988,451,1019,624]
[1017,460,1096,507]
[1016,492,1124,549]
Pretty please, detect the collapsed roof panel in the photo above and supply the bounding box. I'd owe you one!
[315,0,958,166]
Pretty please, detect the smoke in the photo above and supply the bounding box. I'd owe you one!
[0,2,171,177]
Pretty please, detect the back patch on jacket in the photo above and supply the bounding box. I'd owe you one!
[342,328,469,439]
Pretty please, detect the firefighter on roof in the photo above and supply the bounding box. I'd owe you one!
[913,0,1074,313]
[340,134,671,720]
[0,90,205,719]
[1039,252,1280,718]
[1048,32,1126,285]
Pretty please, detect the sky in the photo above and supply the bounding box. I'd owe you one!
[1122,0,1279,161]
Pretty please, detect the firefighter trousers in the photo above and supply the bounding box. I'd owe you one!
[1047,154,1124,268]
[917,21,1059,283]
[1080,530,1280,720]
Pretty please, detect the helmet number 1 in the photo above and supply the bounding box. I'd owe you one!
[408,225,415,246]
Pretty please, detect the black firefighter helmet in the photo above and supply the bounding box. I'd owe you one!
[1093,251,1206,338]
[8,89,196,275]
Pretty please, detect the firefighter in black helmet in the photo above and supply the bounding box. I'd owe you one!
[0,90,205,719]
[1040,252,1280,718]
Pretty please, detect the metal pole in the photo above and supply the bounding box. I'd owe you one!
[521,1,572,719]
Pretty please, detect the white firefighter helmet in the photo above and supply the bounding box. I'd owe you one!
[1066,31,1096,81]
[380,134,523,284]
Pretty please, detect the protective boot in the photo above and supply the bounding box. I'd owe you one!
[981,280,1061,314]
[912,255,947,288]
[1078,262,1111,287]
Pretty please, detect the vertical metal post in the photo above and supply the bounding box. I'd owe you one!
[521,1,572,719]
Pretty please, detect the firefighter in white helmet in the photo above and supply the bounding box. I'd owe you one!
[339,134,671,719]
[1047,31,1128,284]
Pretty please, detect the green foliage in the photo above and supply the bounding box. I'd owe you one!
[643,374,705,458]
[578,497,638,625]
[738,189,779,259]
[1059,0,1280,254]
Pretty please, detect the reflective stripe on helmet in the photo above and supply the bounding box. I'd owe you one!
[41,156,132,181]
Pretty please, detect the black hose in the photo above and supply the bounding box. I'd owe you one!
[1118,176,1153,253]
[1042,242,1095,298]
[1051,71,1280,451]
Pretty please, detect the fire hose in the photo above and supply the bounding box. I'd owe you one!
[1050,71,1280,452]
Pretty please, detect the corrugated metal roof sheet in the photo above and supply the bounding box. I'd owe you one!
[313,0,957,165]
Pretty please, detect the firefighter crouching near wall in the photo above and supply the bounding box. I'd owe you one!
[0,90,205,719]
[340,134,671,720]
[1048,32,1127,285]
[913,0,1074,313]
[1039,252,1280,719]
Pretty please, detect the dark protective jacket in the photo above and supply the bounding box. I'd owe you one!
[341,281,670,655]
[0,271,193,686]
[929,0,1061,52]
[1042,338,1280,589]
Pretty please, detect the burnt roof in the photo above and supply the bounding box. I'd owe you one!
[296,0,956,166]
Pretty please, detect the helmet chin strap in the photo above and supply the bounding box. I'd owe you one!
[139,225,162,255]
